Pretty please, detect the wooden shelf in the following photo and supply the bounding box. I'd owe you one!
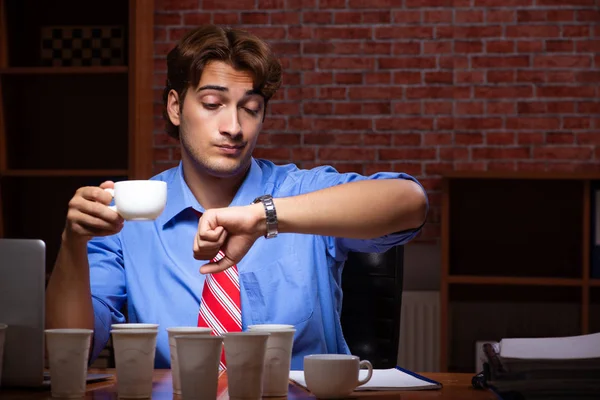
[443,171,600,180]
[448,276,583,286]
[441,174,599,372]
[0,66,128,75]
[0,0,153,292]
[2,169,129,177]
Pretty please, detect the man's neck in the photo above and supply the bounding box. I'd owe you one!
[181,157,249,210]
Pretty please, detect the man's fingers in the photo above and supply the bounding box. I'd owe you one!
[193,226,227,261]
[198,225,224,242]
[99,180,115,189]
[69,209,122,232]
[199,256,235,274]
[69,219,122,238]
[195,230,223,251]
[193,247,220,261]
[64,182,123,240]
[79,186,114,206]
[73,197,123,225]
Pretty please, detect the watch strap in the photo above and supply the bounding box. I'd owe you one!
[253,194,278,239]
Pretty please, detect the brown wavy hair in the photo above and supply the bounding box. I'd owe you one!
[162,24,283,139]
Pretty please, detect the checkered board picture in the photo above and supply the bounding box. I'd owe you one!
[41,26,125,67]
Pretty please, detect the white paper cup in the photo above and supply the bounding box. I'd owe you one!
[0,323,7,388]
[111,329,158,398]
[247,325,296,397]
[223,332,270,400]
[44,329,93,398]
[111,323,159,330]
[304,354,373,399]
[175,335,223,400]
[247,324,295,331]
[166,327,212,395]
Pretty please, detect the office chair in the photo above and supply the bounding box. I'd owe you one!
[340,245,404,369]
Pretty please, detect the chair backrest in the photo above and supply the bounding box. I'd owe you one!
[340,245,404,369]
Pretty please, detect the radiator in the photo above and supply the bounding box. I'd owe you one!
[398,291,440,372]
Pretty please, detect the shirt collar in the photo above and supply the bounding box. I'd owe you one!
[157,158,264,227]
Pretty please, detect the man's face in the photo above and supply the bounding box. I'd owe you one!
[167,61,265,179]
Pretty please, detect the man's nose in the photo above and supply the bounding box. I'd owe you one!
[219,107,242,137]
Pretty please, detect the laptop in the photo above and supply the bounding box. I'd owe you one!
[0,238,111,388]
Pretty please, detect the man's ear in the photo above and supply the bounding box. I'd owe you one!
[166,89,181,126]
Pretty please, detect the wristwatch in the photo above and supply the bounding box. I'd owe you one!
[252,194,278,239]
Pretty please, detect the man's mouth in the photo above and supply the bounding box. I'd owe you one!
[216,144,245,155]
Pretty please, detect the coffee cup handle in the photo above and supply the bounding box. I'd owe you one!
[103,188,118,213]
[357,360,373,387]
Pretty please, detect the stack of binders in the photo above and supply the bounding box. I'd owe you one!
[481,332,600,399]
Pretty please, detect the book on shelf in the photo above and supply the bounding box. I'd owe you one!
[481,332,600,399]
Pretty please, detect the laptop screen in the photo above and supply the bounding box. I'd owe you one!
[0,238,46,387]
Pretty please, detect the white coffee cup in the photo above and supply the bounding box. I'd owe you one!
[166,327,213,395]
[104,180,167,221]
[111,329,158,398]
[0,323,7,388]
[247,324,296,397]
[304,354,373,399]
[45,329,93,398]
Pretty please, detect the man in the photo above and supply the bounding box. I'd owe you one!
[46,25,428,370]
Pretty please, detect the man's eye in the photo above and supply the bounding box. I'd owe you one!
[243,107,259,116]
[202,103,220,110]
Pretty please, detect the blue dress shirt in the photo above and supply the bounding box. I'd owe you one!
[88,158,427,370]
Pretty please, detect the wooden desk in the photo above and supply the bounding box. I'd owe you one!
[0,369,495,399]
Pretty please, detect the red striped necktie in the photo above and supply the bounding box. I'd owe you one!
[194,211,242,369]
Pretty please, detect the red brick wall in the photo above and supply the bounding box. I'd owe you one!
[153,0,600,243]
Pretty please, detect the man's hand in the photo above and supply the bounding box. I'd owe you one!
[63,181,124,243]
[194,204,265,274]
